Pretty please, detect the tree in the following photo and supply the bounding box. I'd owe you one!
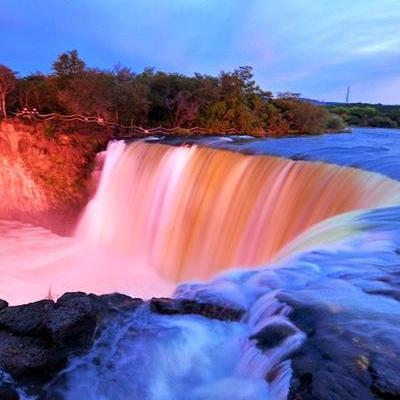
[57,69,114,118]
[111,66,150,125]
[201,66,271,133]
[14,73,61,113]
[52,50,86,78]
[273,95,329,135]
[166,90,200,127]
[0,65,16,118]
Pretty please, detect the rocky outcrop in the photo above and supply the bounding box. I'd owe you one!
[0,120,110,234]
[0,292,245,398]
[0,387,19,400]
[149,297,245,321]
[250,323,297,350]
[0,300,54,336]
[0,292,144,397]
[279,294,400,400]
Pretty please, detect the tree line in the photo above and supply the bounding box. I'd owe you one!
[0,50,344,136]
[328,104,400,129]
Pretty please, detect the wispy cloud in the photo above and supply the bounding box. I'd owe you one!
[0,0,399,103]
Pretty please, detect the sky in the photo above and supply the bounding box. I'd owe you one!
[1,0,400,104]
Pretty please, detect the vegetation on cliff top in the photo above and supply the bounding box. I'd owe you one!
[0,50,344,136]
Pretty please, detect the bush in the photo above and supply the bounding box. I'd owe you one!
[325,113,345,131]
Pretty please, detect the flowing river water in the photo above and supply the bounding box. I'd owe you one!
[1,128,400,399]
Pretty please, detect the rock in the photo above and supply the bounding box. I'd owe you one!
[0,299,8,311]
[0,300,54,335]
[369,356,400,399]
[0,331,65,380]
[250,323,297,350]
[0,292,147,395]
[46,292,96,351]
[150,298,245,321]
[279,294,380,400]
[56,292,87,304]
[180,299,244,321]
[150,298,182,315]
[0,387,19,400]
[89,293,143,316]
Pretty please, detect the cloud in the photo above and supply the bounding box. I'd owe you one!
[1,0,399,103]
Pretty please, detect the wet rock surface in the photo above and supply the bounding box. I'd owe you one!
[150,297,245,321]
[0,292,143,397]
[2,289,397,400]
[0,387,19,400]
[0,293,243,398]
[250,323,297,350]
[279,293,400,400]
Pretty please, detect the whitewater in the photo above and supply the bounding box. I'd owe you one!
[1,128,400,399]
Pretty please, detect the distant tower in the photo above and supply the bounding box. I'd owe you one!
[346,85,350,104]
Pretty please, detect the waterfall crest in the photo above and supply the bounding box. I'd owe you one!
[77,140,400,281]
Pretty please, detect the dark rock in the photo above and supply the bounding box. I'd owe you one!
[56,292,87,304]
[0,331,65,380]
[89,293,143,315]
[150,298,244,321]
[250,323,297,350]
[363,288,400,302]
[0,387,19,400]
[369,356,400,399]
[280,294,381,400]
[46,293,96,351]
[0,300,54,335]
[0,299,8,311]
[180,299,244,321]
[150,298,183,315]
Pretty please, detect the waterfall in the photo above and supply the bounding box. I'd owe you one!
[2,137,400,400]
[77,140,400,281]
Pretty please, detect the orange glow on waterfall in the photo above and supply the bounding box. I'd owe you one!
[78,141,400,281]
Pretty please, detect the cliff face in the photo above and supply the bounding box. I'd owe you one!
[0,120,109,234]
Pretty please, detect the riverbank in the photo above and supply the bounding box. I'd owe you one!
[0,292,245,399]
[1,288,398,400]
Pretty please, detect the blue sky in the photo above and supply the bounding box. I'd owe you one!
[1,0,399,103]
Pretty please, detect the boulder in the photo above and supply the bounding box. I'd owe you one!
[250,323,297,350]
[150,298,245,321]
[369,356,400,399]
[0,300,54,336]
[150,298,183,315]
[89,293,143,316]
[0,387,19,400]
[46,293,96,351]
[0,299,8,311]
[0,331,65,380]
[180,299,244,321]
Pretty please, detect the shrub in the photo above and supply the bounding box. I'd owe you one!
[325,113,345,131]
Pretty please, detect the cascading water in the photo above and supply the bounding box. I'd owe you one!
[77,140,400,280]
[1,130,400,399]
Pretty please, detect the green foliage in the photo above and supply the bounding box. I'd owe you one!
[325,113,345,131]
[7,50,341,136]
[53,50,86,78]
[328,103,399,128]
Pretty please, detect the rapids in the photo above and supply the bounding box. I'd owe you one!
[1,128,400,399]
